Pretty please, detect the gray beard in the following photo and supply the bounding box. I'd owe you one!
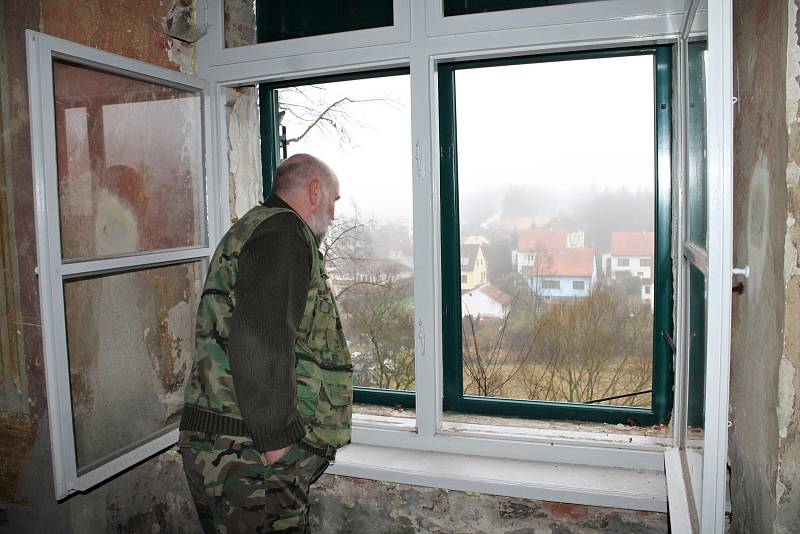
[308,213,330,244]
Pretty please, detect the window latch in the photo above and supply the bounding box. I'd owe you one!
[661,331,676,354]
[417,319,425,357]
[732,265,750,294]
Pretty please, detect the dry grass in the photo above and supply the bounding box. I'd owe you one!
[463,358,653,408]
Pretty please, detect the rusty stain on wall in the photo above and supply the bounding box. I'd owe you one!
[0,56,24,396]
[1,0,46,421]
[43,0,184,71]
[0,413,37,504]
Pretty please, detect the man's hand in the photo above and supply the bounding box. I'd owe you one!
[264,446,291,464]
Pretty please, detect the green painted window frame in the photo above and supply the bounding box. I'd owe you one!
[259,68,415,410]
[443,0,604,17]
[439,46,674,425]
[685,40,709,430]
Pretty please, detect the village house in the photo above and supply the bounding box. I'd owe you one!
[460,243,488,290]
[602,231,655,280]
[527,247,597,300]
[461,283,512,318]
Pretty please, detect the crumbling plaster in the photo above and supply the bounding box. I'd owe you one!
[775,2,800,530]
[310,476,667,534]
[730,1,789,533]
[730,0,800,533]
[0,1,203,531]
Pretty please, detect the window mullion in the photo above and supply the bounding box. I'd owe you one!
[410,50,439,437]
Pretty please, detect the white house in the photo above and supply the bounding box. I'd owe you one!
[461,283,512,318]
[602,231,655,280]
[527,247,597,300]
[511,228,570,274]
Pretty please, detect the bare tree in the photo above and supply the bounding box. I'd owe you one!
[278,85,398,151]
[461,292,545,397]
[344,271,415,390]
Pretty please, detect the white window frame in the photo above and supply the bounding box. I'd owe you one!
[204,0,411,67]
[26,30,219,499]
[26,1,733,526]
[196,0,733,524]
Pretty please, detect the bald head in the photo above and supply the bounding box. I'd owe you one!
[272,153,336,199]
[271,154,339,242]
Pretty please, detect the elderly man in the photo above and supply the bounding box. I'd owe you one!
[179,154,352,533]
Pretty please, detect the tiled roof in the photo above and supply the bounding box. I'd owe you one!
[478,283,512,306]
[516,228,570,252]
[529,247,596,277]
[610,231,654,257]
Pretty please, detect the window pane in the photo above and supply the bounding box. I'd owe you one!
[687,41,708,247]
[454,55,655,407]
[276,74,414,392]
[444,0,602,17]
[64,261,203,474]
[224,0,393,47]
[53,61,206,261]
[687,262,707,432]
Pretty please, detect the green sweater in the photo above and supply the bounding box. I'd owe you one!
[181,195,312,452]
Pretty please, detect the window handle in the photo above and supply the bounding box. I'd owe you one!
[732,265,750,294]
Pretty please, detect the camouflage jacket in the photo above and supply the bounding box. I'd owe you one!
[180,205,353,459]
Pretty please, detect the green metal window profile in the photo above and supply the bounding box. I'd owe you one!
[439,46,674,425]
[256,0,393,43]
[443,0,605,17]
[259,68,415,410]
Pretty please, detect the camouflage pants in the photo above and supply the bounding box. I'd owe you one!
[179,431,329,534]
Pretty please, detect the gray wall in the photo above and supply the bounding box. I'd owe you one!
[730,1,800,532]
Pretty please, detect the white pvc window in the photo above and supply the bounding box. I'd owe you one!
[26,31,217,498]
[25,2,733,528]
[206,0,411,67]
[205,0,728,525]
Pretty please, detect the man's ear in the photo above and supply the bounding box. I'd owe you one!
[308,178,321,207]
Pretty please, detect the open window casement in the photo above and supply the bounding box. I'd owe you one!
[26,30,219,499]
[26,1,735,530]
[664,1,733,532]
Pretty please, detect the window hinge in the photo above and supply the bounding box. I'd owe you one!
[415,140,424,181]
[417,319,425,357]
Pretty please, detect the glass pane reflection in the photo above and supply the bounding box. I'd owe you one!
[64,262,203,473]
[53,60,206,261]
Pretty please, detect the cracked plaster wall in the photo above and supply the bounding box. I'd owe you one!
[0,1,667,532]
[730,0,800,533]
[0,1,202,532]
[775,2,800,531]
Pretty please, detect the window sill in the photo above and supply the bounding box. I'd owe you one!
[328,442,668,512]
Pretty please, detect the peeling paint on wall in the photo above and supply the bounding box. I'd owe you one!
[778,356,796,439]
[226,86,263,221]
[786,217,800,283]
[164,0,197,75]
[224,0,257,48]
